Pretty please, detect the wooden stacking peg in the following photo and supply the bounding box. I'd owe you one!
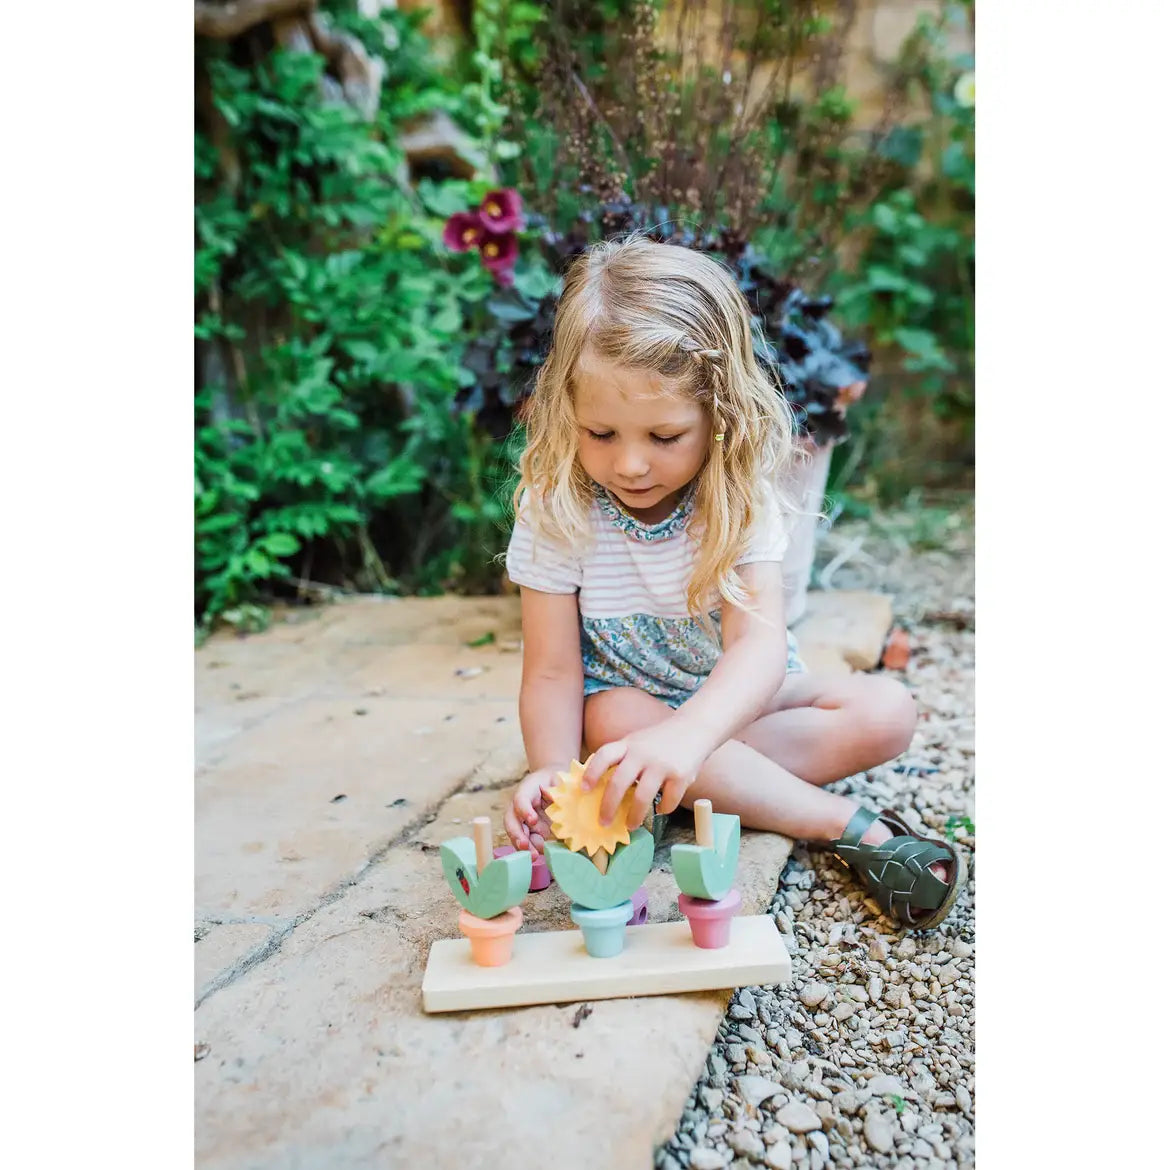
[694,799,714,848]
[473,815,492,874]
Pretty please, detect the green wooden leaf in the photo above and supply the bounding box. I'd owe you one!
[544,828,654,910]
[439,837,530,918]
[671,813,741,901]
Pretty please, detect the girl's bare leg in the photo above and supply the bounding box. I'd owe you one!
[584,688,863,841]
[584,679,945,879]
[737,671,918,786]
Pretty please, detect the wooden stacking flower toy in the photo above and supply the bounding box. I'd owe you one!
[671,799,743,949]
[440,815,531,966]
[542,759,655,958]
[422,786,790,1012]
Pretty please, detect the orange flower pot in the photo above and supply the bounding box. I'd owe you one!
[458,907,523,967]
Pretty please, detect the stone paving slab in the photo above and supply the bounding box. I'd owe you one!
[195,590,892,1168]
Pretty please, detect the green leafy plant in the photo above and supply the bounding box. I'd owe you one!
[945,815,975,842]
[194,4,521,633]
[827,2,975,496]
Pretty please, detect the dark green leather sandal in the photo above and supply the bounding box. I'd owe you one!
[830,807,967,931]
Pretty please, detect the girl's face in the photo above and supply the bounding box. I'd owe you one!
[573,349,711,523]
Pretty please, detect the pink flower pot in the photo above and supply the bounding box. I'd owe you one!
[678,888,742,949]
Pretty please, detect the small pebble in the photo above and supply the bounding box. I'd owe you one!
[736,1076,784,1108]
[765,1142,792,1170]
[776,1102,821,1134]
[800,983,831,1009]
[868,1074,906,1097]
[729,1130,765,1159]
[865,1114,895,1153]
[688,1150,726,1170]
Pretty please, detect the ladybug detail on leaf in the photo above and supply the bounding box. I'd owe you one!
[455,867,470,896]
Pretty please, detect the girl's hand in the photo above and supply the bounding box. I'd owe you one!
[581,719,712,830]
[503,765,564,857]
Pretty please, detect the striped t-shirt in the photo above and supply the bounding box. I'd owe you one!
[505,481,792,707]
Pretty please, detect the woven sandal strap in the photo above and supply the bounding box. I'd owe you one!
[835,828,953,916]
[836,806,880,849]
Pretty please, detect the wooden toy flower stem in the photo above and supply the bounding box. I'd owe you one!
[590,848,609,875]
[473,816,492,874]
[694,799,714,848]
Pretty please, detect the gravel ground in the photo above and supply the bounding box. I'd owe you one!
[658,500,976,1170]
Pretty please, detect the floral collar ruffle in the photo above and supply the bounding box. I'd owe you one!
[593,482,695,543]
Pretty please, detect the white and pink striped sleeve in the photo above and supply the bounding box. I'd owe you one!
[505,495,583,594]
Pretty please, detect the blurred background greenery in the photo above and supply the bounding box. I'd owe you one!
[195,0,974,635]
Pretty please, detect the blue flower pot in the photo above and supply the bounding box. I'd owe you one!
[570,900,635,958]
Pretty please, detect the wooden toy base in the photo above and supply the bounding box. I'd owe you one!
[421,914,791,1013]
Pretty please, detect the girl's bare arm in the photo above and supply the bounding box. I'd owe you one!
[675,559,790,757]
[517,587,584,770]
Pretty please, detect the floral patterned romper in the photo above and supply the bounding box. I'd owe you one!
[505,482,805,709]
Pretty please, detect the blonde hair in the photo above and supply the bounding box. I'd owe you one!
[513,233,799,618]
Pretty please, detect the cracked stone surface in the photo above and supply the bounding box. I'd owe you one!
[195,588,895,1169]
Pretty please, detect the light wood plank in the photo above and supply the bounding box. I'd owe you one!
[421,915,791,1013]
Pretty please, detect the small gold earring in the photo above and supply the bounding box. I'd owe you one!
[714,431,725,443]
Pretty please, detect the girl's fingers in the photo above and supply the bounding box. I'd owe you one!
[627,768,663,829]
[581,743,626,790]
[514,789,535,821]
[657,776,688,817]
[599,755,641,824]
[503,806,529,850]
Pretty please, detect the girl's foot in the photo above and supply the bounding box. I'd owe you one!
[829,806,967,931]
[860,817,949,884]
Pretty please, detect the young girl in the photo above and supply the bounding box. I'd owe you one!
[501,234,965,930]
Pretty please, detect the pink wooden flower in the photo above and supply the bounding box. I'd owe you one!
[442,212,487,252]
[477,188,524,234]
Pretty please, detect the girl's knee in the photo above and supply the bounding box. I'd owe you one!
[854,675,917,759]
[583,687,670,751]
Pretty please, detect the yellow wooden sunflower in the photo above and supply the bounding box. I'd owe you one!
[545,758,636,856]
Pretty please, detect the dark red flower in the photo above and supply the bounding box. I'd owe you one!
[478,188,524,234]
[479,231,518,284]
[442,212,487,252]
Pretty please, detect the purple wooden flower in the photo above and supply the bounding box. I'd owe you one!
[479,232,519,285]
[478,188,525,234]
[442,212,487,252]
